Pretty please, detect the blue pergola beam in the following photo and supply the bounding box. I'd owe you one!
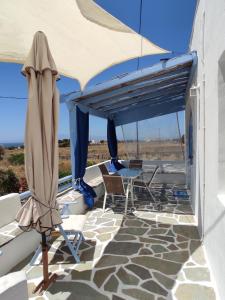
[108,93,185,115]
[76,69,190,107]
[73,53,194,104]
[91,76,189,110]
[99,84,187,113]
[113,97,185,126]
[62,53,196,125]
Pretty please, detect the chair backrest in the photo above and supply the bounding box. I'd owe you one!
[103,175,125,196]
[99,164,109,175]
[147,166,160,186]
[129,159,143,169]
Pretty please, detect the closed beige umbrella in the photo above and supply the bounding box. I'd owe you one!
[16,31,62,292]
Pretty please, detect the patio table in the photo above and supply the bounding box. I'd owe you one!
[116,168,143,206]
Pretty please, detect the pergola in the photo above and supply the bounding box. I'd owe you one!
[60,52,197,189]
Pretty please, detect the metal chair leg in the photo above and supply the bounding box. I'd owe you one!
[30,238,51,266]
[124,186,130,215]
[146,186,157,204]
[130,180,135,207]
[103,192,107,213]
[58,225,80,263]
[30,244,42,266]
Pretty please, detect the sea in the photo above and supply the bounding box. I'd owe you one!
[0,142,24,148]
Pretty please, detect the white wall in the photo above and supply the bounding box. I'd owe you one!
[188,0,225,298]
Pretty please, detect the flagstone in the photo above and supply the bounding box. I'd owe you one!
[27,282,36,297]
[27,266,43,279]
[184,267,210,281]
[112,295,126,300]
[93,267,116,288]
[176,234,189,242]
[117,267,139,285]
[114,234,137,241]
[139,212,156,219]
[95,218,114,225]
[186,262,195,266]
[158,224,171,228]
[158,216,178,224]
[153,272,175,289]
[139,248,153,255]
[167,244,179,251]
[125,219,144,227]
[190,241,206,265]
[166,230,175,237]
[152,245,168,254]
[71,269,92,280]
[125,264,151,280]
[179,215,195,223]
[96,255,129,268]
[104,241,142,256]
[97,233,112,242]
[84,224,96,231]
[149,228,168,235]
[175,284,216,300]
[151,235,175,243]
[132,256,182,275]
[140,237,168,244]
[143,220,157,225]
[163,251,189,263]
[155,254,162,258]
[104,274,119,292]
[80,246,95,261]
[173,225,199,240]
[96,226,117,234]
[141,280,168,296]
[46,282,109,300]
[118,227,148,236]
[177,242,188,249]
[122,288,155,300]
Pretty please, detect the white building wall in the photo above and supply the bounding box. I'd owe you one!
[188,0,225,298]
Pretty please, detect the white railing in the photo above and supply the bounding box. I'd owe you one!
[19,160,111,201]
[19,159,185,201]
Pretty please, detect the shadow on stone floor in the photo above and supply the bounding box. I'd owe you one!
[46,198,215,300]
[47,239,97,266]
[11,186,215,300]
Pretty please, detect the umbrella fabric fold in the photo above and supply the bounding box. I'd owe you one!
[16,31,62,234]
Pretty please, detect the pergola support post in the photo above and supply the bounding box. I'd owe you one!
[66,100,77,186]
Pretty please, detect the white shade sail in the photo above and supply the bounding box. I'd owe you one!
[0,0,168,88]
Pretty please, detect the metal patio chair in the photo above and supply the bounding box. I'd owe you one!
[129,159,143,169]
[133,165,162,209]
[30,202,86,265]
[98,163,109,175]
[102,174,130,215]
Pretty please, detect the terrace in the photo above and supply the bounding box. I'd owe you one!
[10,162,216,300]
[0,53,217,299]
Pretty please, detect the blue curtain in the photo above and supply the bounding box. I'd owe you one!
[73,106,96,209]
[107,119,125,172]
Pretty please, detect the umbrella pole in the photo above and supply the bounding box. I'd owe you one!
[33,233,58,294]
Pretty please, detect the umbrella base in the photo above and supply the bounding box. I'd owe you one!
[33,272,58,294]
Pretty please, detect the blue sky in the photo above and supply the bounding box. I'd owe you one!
[0,0,196,143]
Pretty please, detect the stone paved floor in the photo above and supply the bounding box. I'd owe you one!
[14,184,216,300]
